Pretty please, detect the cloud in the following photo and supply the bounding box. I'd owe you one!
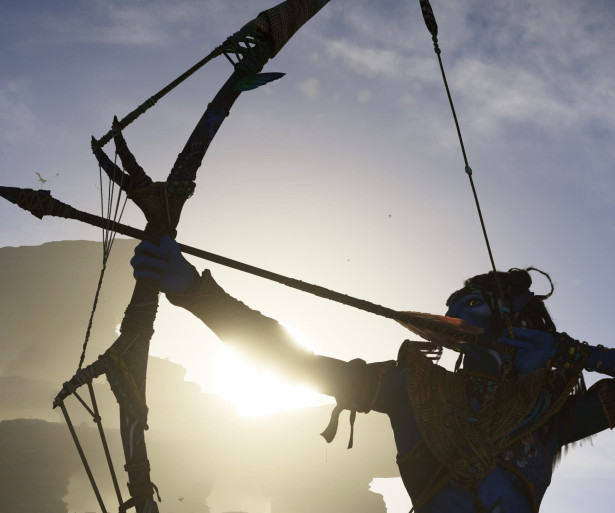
[316,0,615,141]
[451,59,569,133]
[326,39,403,79]
[296,77,320,100]
[40,3,169,46]
[9,0,218,48]
[357,89,372,104]
[0,81,39,145]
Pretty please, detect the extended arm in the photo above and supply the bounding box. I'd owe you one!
[542,333,615,447]
[555,333,615,439]
[166,266,354,395]
[496,328,615,441]
[549,332,615,378]
[131,237,395,409]
[497,327,615,377]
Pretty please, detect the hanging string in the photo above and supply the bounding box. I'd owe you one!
[77,149,128,370]
[419,0,514,336]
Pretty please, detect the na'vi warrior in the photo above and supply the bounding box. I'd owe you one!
[132,236,615,513]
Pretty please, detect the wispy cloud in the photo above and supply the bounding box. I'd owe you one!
[451,59,570,133]
[38,3,172,46]
[296,77,320,100]
[316,0,615,136]
[0,81,39,145]
[357,89,372,104]
[325,39,403,79]
[8,0,221,48]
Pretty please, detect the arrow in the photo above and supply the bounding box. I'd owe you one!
[0,185,515,355]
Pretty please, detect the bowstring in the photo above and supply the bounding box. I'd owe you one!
[422,3,515,338]
[77,149,128,370]
[65,148,129,513]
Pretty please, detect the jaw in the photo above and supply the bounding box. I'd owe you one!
[462,346,502,376]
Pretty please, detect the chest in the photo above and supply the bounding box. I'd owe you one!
[389,373,564,513]
[393,409,555,512]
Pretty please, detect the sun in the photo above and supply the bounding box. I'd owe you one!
[212,322,334,416]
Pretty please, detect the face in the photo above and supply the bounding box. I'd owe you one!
[445,291,494,332]
[446,291,502,374]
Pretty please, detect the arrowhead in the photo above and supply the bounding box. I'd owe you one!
[419,0,439,38]
[0,186,51,219]
[395,310,484,351]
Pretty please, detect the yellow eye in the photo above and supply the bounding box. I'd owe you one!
[468,298,481,307]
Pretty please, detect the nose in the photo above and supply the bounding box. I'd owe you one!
[445,303,467,321]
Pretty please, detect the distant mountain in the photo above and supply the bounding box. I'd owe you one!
[0,419,80,513]
[0,241,395,513]
[0,240,137,381]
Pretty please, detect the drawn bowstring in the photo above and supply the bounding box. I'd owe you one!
[59,120,149,513]
[77,119,130,372]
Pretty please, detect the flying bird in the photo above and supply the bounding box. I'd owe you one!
[35,172,47,187]
[178,496,184,502]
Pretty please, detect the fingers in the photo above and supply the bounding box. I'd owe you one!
[162,235,183,260]
[130,252,168,277]
[497,336,533,350]
[131,237,192,286]
[134,238,172,260]
[131,239,171,281]
[507,326,544,339]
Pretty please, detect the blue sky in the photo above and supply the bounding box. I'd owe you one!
[2,1,615,512]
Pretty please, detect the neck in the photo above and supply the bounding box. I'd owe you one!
[462,352,501,377]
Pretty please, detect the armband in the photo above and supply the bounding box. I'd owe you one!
[590,379,615,429]
[585,343,613,372]
[549,332,591,370]
[321,359,395,449]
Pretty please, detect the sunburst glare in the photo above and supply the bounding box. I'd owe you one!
[213,322,333,416]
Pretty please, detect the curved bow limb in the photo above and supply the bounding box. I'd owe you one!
[49,1,337,511]
[53,28,275,513]
[111,119,153,191]
[92,135,132,189]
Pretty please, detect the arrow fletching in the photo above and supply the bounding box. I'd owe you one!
[234,72,285,91]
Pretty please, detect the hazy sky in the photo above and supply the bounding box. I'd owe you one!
[2,1,615,512]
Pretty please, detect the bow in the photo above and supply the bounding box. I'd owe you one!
[1,1,508,511]
[1,2,331,512]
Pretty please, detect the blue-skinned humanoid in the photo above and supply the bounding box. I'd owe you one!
[131,236,615,513]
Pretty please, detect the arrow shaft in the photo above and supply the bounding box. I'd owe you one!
[2,185,490,351]
[35,189,399,319]
[1,185,399,319]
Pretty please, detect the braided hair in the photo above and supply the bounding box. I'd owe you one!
[446,267,556,333]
